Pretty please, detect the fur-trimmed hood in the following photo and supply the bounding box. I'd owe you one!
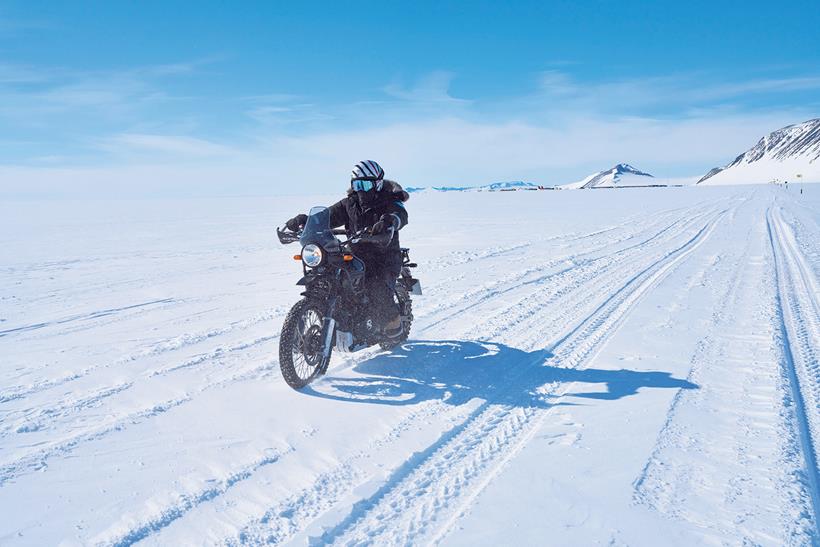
[383,179,410,202]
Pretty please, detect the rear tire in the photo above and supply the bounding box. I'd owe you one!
[380,285,412,351]
[279,299,327,389]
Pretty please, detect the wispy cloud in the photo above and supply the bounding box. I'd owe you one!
[0,62,53,84]
[533,71,820,116]
[136,57,225,77]
[693,76,820,101]
[0,58,224,162]
[1,64,819,198]
[99,133,235,158]
[0,58,218,122]
[0,15,54,37]
[383,71,470,104]
[245,101,332,126]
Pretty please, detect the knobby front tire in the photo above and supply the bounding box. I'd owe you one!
[279,299,327,389]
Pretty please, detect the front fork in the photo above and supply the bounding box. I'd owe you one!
[318,296,337,375]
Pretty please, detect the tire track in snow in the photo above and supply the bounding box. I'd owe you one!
[144,333,280,378]
[307,207,727,546]
[113,394,479,546]
[420,199,712,274]
[0,342,286,487]
[92,447,293,547]
[0,298,177,338]
[508,202,741,355]
[2,381,134,436]
[473,205,733,354]
[457,205,726,347]
[0,395,190,487]
[420,202,723,336]
[0,307,288,403]
[632,214,753,513]
[421,201,683,273]
[0,306,287,428]
[423,242,533,271]
[767,204,820,535]
[1,334,281,441]
[630,196,816,543]
[224,402,479,546]
[417,200,710,317]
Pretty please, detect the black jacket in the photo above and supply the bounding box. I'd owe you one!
[328,180,409,266]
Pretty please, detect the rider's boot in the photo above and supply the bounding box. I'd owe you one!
[383,313,403,340]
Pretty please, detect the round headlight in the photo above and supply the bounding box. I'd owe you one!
[301,244,323,267]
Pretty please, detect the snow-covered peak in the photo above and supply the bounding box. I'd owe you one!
[482,181,539,191]
[406,181,540,193]
[562,163,654,189]
[737,118,820,163]
[698,118,820,185]
[611,163,652,176]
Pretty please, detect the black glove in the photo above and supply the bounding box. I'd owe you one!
[371,214,398,235]
[285,213,307,231]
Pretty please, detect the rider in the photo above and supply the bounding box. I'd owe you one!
[285,160,410,339]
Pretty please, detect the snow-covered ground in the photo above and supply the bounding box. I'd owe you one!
[697,156,820,185]
[1,185,819,546]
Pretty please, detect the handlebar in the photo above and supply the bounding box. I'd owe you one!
[350,228,394,248]
[276,226,395,248]
[277,226,348,244]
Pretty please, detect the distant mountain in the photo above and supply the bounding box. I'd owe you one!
[698,118,820,185]
[561,164,655,189]
[406,181,540,193]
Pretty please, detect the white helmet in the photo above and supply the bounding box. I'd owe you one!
[351,160,385,191]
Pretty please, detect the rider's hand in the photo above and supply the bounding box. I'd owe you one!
[371,214,398,235]
[285,214,308,231]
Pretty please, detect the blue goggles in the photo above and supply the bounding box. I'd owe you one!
[351,178,378,192]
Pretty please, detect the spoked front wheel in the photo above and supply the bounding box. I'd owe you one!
[279,299,327,389]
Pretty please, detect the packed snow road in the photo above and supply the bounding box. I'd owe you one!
[1,185,818,546]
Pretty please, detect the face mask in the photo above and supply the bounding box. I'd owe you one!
[357,189,377,206]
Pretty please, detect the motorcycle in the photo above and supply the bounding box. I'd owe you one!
[276,206,422,389]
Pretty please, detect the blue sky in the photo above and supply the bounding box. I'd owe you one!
[1,0,819,196]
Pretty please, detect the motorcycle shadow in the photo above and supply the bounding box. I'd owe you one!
[304,340,697,408]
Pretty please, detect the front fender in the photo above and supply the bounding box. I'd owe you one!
[297,272,332,300]
[296,271,320,286]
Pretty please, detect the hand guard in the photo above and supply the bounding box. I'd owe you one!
[285,214,308,231]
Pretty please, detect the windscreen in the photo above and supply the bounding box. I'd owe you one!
[300,206,340,250]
